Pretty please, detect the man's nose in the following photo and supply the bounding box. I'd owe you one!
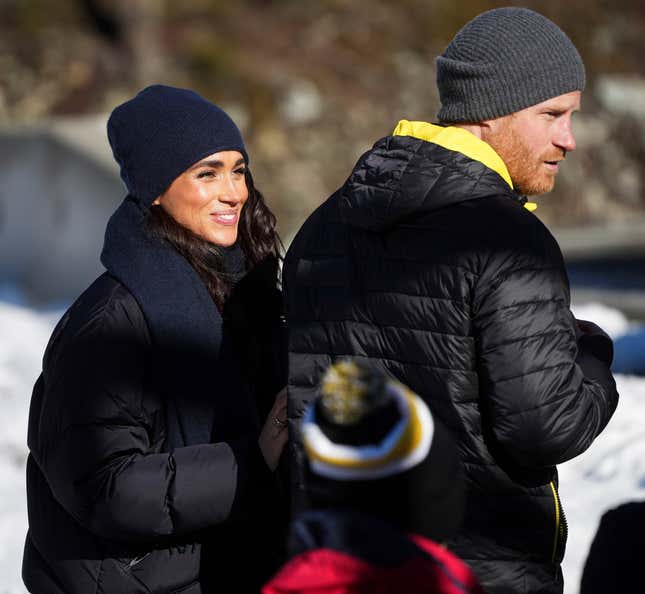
[555,119,576,153]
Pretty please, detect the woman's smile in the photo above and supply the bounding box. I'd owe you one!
[210,210,239,225]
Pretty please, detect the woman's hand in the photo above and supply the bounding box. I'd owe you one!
[258,387,288,471]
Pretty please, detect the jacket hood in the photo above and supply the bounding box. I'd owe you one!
[263,510,484,594]
[339,121,524,232]
[289,509,425,565]
[263,510,430,593]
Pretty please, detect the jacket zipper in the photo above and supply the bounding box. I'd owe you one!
[549,481,568,563]
[128,552,151,569]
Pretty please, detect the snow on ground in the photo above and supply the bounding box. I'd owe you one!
[0,300,643,594]
[0,302,59,594]
[571,302,633,338]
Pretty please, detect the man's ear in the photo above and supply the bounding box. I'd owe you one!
[477,118,506,144]
[482,115,509,137]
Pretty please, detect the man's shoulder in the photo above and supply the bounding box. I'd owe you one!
[285,192,344,262]
[463,195,560,251]
[400,191,558,252]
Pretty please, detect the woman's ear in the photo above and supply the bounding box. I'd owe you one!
[152,197,161,206]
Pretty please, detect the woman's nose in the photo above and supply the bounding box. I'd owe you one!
[218,178,243,204]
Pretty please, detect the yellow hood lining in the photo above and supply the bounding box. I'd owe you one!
[392,120,537,211]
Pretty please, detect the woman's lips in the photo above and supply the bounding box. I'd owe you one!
[211,212,238,225]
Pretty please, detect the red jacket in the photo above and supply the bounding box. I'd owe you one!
[263,511,485,594]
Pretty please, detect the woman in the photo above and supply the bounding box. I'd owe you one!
[22,85,289,594]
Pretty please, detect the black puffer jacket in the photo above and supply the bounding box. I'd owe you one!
[284,132,618,594]
[23,208,287,594]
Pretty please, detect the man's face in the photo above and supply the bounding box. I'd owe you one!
[482,91,581,196]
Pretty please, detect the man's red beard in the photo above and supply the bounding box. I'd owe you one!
[486,122,565,196]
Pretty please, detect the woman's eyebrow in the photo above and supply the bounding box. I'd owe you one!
[192,159,224,169]
[191,158,246,169]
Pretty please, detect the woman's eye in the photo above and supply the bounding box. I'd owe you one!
[234,168,247,176]
[197,171,216,179]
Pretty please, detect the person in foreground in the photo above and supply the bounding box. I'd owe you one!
[23,84,288,594]
[264,359,485,594]
[284,8,618,594]
[579,500,645,594]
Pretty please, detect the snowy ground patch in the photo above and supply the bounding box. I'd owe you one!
[0,300,643,594]
[570,302,632,338]
[0,302,59,594]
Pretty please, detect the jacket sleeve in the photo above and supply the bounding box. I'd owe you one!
[34,290,269,543]
[472,226,618,469]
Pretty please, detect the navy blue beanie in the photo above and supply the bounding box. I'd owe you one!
[107,85,248,205]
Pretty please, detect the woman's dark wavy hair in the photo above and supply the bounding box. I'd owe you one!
[147,170,281,310]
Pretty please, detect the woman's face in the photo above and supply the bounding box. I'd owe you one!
[153,150,249,246]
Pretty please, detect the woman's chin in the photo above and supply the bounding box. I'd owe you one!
[207,229,239,247]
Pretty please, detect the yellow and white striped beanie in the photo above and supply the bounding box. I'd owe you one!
[300,359,466,542]
[302,360,435,481]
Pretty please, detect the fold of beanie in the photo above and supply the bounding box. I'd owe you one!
[107,85,248,205]
[436,7,585,123]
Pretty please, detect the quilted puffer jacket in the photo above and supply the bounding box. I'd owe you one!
[283,124,618,594]
[23,266,286,594]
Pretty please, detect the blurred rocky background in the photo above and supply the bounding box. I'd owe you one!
[1,0,645,304]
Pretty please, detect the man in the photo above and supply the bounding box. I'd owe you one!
[284,7,618,594]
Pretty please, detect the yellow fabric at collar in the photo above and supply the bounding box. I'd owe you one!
[391,120,538,212]
[392,120,513,189]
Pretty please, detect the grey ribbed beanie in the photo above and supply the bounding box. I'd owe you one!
[436,7,585,123]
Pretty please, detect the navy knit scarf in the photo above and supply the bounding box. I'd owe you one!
[101,195,252,448]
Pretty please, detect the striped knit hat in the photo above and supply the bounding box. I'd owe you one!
[302,359,465,542]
